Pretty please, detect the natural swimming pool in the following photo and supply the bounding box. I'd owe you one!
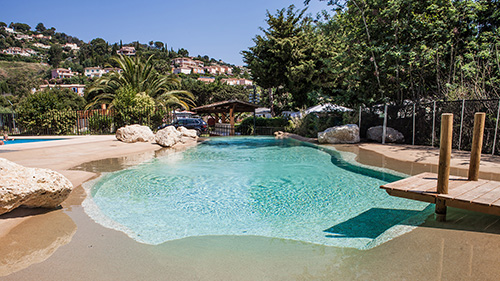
[83,137,431,249]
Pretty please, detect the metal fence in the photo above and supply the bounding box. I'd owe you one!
[0,108,283,137]
[1,98,499,155]
[357,99,500,155]
[209,123,284,136]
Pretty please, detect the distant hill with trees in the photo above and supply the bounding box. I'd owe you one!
[0,20,251,111]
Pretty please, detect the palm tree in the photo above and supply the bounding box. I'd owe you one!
[86,55,195,111]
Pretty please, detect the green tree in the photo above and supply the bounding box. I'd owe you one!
[243,5,328,109]
[177,48,189,57]
[154,41,164,49]
[300,0,500,104]
[48,44,63,67]
[87,55,195,111]
[0,22,6,28]
[35,23,46,32]
[9,22,31,33]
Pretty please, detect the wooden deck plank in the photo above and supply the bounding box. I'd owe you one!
[471,185,500,205]
[452,181,500,202]
[380,172,500,217]
[382,173,435,191]
[439,180,490,199]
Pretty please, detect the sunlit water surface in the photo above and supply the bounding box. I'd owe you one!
[83,137,431,249]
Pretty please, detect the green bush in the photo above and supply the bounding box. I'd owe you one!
[16,88,84,135]
[88,112,113,134]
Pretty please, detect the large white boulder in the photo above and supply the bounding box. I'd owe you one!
[155,126,182,147]
[0,158,74,215]
[115,124,155,143]
[367,126,405,143]
[318,124,360,144]
[177,126,198,138]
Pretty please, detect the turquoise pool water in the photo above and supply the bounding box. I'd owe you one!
[84,137,431,249]
[2,138,63,145]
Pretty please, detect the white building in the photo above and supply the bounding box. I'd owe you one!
[33,43,51,49]
[63,43,80,51]
[37,84,86,97]
[84,67,122,78]
[173,67,192,75]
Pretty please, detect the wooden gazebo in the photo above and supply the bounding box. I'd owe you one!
[191,100,258,135]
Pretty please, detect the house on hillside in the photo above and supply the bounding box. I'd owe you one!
[84,67,122,78]
[63,43,80,51]
[3,27,15,33]
[203,66,218,75]
[221,78,253,86]
[37,84,85,97]
[173,67,192,75]
[2,47,32,57]
[197,77,216,84]
[32,34,52,40]
[33,43,51,49]
[172,57,204,68]
[191,66,205,74]
[84,67,104,78]
[51,68,76,79]
[15,34,32,41]
[117,46,136,56]
[24,48,37,55]
[103,67,122,74]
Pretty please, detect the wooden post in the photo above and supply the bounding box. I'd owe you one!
[229,106,235,136]
[221,113,226,123]
[436,113,453,222]
[468,112,486,181]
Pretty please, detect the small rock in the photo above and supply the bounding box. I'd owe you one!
[115,124,155,143]
[367,126,405,143]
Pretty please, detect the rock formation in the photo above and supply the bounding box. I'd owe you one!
[156,126,182,147]
[177,126,198,138]
[318,124,360,144]
[115,124,155,143]
[0,158,74,215]
[274,131,286,139]
[367,126,405,143]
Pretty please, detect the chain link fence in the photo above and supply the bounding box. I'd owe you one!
[357,99,500,155]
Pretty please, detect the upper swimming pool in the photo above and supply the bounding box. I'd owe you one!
[83,137,431,249]
[1,138,64,145]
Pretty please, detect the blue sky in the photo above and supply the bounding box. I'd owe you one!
[0,0,331,65]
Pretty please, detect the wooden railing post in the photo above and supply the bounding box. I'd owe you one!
[436,113,453,222]
[468,112,486,181]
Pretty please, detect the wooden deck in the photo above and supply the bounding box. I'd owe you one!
[381,172,500,216]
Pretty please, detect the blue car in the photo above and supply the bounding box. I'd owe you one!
[158,118,208,135]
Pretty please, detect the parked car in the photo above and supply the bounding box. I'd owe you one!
[158,118,208,135]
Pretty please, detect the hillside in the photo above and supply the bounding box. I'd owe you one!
[0,60,49,79]
[0,61,50,103]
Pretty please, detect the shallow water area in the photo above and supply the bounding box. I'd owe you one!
[84,136,429,249]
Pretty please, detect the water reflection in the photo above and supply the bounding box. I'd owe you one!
[0,209,77,276]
